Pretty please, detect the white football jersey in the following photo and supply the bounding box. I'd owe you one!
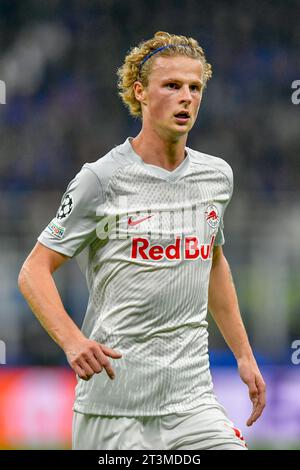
[38,137,233,416]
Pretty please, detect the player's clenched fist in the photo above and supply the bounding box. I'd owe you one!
[65,338,122,381]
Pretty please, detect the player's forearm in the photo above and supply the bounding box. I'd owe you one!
[18,262,84,352]
[208,251,254,361]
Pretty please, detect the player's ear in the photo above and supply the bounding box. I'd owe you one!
[133,81,147,104]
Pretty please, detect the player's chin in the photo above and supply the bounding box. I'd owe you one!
[171,122,192,135]
[173,118,193,130]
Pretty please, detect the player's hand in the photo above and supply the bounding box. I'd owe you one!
[237,356,266,426]
[64,337,123,381]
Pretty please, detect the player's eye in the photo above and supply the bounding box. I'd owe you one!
[190,85,200,92]
[166,83,178,89]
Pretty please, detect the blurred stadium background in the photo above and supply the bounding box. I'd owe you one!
[1,0,300,450]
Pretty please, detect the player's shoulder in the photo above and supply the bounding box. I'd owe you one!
[187,146,233,185]
[81,139,135,185]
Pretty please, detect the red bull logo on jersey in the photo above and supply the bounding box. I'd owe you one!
[205,204,219,229]
[131,235,215,261]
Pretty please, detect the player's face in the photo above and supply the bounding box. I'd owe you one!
[142,56,204,137]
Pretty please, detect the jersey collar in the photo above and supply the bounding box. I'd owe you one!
[122,137,190,182]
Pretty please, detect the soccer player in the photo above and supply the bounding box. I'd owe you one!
[18,31,266,450]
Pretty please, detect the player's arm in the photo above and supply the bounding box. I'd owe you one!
[208,245,266,426]
[18,241,122,381]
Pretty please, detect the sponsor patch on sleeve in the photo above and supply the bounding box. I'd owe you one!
[47,220,65,239]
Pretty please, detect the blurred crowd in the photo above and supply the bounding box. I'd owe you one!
[0,0,299,193]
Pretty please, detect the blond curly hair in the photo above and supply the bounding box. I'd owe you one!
[117,31,212,119]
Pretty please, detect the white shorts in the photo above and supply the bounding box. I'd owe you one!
[72,402,247,450]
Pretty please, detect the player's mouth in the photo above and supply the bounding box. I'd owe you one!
[174,111,190,124]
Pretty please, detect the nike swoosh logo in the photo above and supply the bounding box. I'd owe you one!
[128,215,154,226]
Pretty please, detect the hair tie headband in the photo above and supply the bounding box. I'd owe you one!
[139,44,188,70]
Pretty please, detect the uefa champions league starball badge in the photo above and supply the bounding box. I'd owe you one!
[56,193,73,219]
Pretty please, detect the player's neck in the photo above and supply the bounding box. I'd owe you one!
[131,130,188,171]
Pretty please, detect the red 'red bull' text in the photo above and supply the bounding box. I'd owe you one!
[131,235,215,261]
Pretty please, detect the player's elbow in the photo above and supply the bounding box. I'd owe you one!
[18,257,44,296]
[18,260,33,296]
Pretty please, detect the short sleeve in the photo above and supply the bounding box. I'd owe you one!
[37,164,103,257]
[214,217,225,246]
[214,165,234,246]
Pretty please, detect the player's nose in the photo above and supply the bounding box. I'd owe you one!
[179,84,192,103]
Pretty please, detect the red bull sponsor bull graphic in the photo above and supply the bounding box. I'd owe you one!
[205,204,219,228]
